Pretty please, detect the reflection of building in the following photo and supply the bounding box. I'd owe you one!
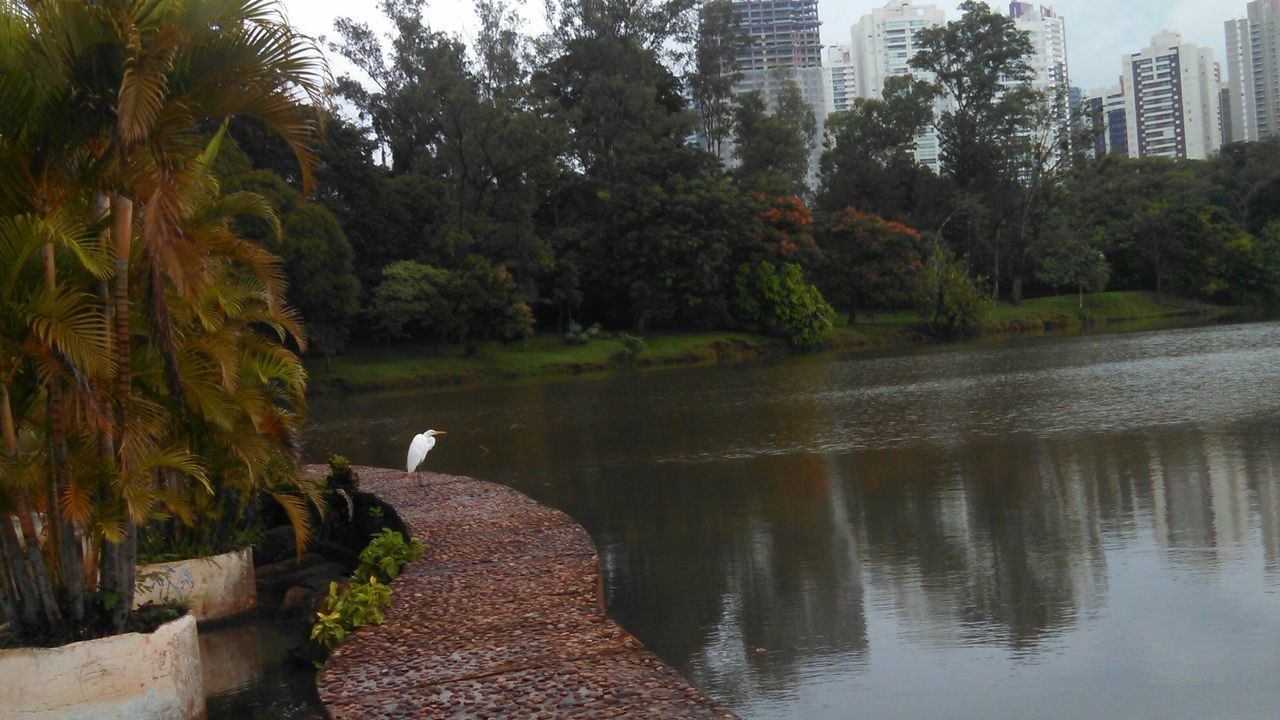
[849,0,946,172]
[1225,1,1280,142]
[1122,31,1223,160]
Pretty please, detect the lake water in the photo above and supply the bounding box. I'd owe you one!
[300,320,1280,719]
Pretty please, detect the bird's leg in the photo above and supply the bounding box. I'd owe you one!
[416,471,424,488]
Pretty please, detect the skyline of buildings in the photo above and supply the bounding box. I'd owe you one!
[721,0,1280,181]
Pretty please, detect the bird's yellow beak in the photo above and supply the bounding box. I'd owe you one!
[435,430,447,435]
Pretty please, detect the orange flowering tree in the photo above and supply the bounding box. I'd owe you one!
[741,192,820,265]
[818,208,927,322]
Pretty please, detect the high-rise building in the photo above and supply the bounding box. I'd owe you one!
[1122,31,1222,160]
[1225,0,1280,142]
[1009,3,1070,148]
[849,0,947,171]
[1088,83,1128,157]
[824,45,857,114]
[732,0,822,72]
[1225,17,1256,142]
[728,0,829,186]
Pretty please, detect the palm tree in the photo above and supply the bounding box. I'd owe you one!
[0,0,324,641]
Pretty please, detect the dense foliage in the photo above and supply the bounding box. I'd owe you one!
[223,0,1279,370]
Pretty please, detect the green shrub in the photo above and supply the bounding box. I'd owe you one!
[912,253,993,338]
[563,320,601,345]
[309,529,424,651]
[326,455,358,493]
[354,529,426,583]
[616,332,646,362]
[732,262,835,349]
[310,577,393,650]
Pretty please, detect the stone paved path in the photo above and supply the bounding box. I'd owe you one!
[315,466,739,719]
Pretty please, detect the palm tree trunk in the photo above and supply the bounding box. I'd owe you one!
[106,193,136,633]
[0,518,42,630]
[41,241,86,624]
[0,384,48,631]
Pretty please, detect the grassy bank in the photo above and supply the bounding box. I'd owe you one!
[307,291,1233,394]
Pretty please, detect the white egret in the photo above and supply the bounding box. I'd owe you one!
[407,430,446,485]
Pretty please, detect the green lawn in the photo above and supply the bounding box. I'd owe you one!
[308,291,1230,393]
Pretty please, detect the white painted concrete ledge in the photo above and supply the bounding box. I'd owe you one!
[0,613,205,719]
[135,546,256,623]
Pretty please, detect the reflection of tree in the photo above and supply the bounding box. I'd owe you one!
[592,452,869,706]
[843,421,1280,659]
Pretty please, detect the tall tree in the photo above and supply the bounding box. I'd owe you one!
[689,0,744,158]
[818,75,935,217]
[910,0,1034,190]
[732,78,816,195]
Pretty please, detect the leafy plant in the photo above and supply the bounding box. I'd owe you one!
[616,333,647,362]
[732,262,835,349]
[354,529,426,583]
[0,0,323,644]
[309,577,393,651]
[912,251,994,338]
[310,529,424,651]
[563,321,602,346]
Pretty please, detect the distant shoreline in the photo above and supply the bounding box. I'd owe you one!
[307,291,1241,395]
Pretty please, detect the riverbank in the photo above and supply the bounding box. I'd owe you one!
[308,291,1232,394]
[314,465,738,719]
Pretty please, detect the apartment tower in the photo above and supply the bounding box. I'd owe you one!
[1088,83,1129,157]
[1225,0,1280,142]
[1009,3,1070,148]
[825,45,857,115]
[1122,31,1222,160]
[849,0,947,171]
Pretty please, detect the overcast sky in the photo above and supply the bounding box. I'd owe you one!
[281,0,1244,94]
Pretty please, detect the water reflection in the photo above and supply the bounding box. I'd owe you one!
[203,619,324,720]
[307,321,1280,719]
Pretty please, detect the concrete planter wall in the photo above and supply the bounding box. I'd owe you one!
[135,547,256,623]
[0,613,205,720]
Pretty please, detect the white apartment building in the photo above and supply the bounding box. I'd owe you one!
[1225,17,1256,142]
[1122,31,1222,160]
[824,45,857,115]
[1009,3,1070,148]
[849,0,947,172]
[1225,0,1280,142]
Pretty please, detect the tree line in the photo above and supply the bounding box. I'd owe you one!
[229,0,1280,356]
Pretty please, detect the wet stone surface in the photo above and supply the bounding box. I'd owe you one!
[314,466,738,719]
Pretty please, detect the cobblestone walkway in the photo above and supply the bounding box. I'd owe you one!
[315,466,738,719]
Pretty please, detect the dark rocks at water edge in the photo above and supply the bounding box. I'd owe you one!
[254,490,406,624]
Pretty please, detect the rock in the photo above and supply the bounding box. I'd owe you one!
[255,526,298,566]
[279,586,316,616]
[277,562,351,593]
[315,540,359,567]
[255,553,329,585]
